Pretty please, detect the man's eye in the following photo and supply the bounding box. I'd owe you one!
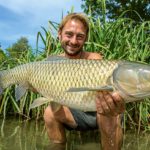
[66,33,72,37]
[77,35,84,40]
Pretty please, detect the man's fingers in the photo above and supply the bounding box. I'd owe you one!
[96,92,110,114]
[96,91,111,114]
[112,92,125,113]
[96,97,103,114]
[103,92,116,111]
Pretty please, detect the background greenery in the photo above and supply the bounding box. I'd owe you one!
[0,0,149,133]
[81,0,150,22]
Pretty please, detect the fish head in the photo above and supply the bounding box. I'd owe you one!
[113,61,150,102]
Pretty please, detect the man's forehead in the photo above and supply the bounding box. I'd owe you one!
[64,19,84,26]
[62,20,86,32]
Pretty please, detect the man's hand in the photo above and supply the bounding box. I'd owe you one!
[95,91,125,116]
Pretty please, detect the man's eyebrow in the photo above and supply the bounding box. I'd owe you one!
[65,30,85,35]
[65,31,72,33]
[77,33,86,36]
[64,31,86,37]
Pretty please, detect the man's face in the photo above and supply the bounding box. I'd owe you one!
[58,19,87,56]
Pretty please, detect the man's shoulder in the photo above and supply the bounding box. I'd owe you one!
[85,51,103,60]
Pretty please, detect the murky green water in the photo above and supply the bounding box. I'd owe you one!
[0,118,149,150]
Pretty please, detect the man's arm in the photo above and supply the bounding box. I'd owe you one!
[96,91,125,150]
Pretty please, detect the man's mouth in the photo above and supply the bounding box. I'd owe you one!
[68,45,79,49]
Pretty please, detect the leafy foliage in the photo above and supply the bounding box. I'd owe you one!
[0,48,6,62]
[81,0,150,22]
[6,37,31,59]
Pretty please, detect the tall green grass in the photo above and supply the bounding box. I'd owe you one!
[0,3,149,132]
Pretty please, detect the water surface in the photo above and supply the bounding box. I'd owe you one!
[0,118,149,150]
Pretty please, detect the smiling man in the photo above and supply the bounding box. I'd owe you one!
[44,13,125,150]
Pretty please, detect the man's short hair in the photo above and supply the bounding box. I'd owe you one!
[59,13,89,35]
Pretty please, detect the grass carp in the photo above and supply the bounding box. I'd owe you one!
[0,56,150,111]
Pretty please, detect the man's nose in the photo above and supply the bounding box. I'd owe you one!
[70,36,78,45]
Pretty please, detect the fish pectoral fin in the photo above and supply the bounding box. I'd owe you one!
[15,82,29,101]
[29,97,50,109]
[66,86,114,92]
[50,101,62,113]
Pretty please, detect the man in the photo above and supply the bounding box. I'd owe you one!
[44,13,125,150]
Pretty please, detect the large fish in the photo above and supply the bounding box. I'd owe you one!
[0,56,150,111]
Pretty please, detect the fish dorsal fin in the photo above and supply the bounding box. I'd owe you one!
[66,86,114,92]
[15,82,29,101]
[45,56,68,61]
[29,97,50,109]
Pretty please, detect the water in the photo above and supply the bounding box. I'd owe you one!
[0,118,149,150]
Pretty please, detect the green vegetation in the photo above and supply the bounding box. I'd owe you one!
[81,0,150,22]
[6,37,31,59]
[0,1,149,133]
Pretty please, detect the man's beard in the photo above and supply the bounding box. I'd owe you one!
[64,48,82,56]
[60,39,84,56]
